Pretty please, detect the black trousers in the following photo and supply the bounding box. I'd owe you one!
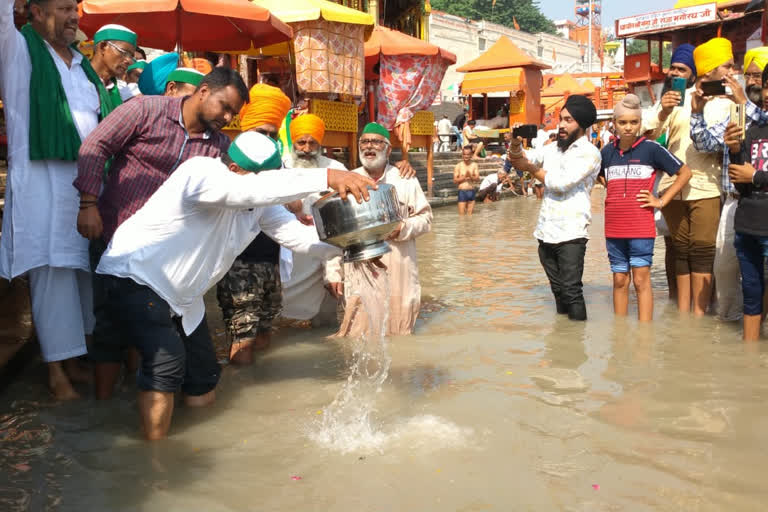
[537,238,588,320]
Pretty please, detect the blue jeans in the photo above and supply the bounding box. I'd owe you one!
[605,238,655,273]
[451,126,463,148]
[734,232,768,316]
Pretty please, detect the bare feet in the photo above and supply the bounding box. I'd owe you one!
[48,362,80,401]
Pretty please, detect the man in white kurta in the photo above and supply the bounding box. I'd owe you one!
[94,131,374,440]
[280,114,348,324]
[326,123,433,337]
[0,0,100,398]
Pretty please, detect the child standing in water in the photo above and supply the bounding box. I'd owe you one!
[600,95,692,321]
[453,146,480,215]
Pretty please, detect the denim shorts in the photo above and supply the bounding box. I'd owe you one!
[458,189,476,202]
[606,237,655,273]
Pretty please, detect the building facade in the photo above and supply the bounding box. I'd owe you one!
[429,10,601,100]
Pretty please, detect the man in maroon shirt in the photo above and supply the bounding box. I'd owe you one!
[74,67,249,399]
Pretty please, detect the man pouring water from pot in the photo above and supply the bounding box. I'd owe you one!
[92,131,375,440]
[326,122,433,337]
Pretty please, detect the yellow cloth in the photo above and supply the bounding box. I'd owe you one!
[239,84,291,132]
[693,38,733,77]
[744,47,768,72]
[290,114,326,143]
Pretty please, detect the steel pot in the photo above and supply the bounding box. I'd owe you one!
[312,183,403,262]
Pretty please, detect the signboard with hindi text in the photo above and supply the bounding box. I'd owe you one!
[616,3,717,38]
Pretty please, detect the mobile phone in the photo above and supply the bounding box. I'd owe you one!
[701,80,726,96]
[730,103,745,139]
[671,77,687,106]
[512,124,538,140]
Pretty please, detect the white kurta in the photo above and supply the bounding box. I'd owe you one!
[96,156,340,335]
[280,153,347,321]
[325,165,432,337]
[0,3,100,278]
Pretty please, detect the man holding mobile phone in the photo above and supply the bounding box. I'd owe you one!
[689,38,768,322]
[642,44,697,302]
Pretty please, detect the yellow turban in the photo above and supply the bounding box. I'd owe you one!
[744,47,768,72]
[693,38,733,77]
[290,114,326,144]
[239,83,292,132]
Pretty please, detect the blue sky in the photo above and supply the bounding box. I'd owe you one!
[538,0,679,28]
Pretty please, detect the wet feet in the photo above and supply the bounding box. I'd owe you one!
[48,364,81,401]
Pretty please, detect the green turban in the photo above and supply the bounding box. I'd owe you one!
[362,122,390,140]
[93,24,137,47]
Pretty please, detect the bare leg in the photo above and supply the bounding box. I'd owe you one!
[691,272,713,317]
[457,202,467,215]
[632,266,653,322]
[676,273,691,313]
[183,390,216,408]
[535,186,544,200]
[63,357,92,384]
[612,272,630,316]
[743,314,761,342]
[94,362,121,400]
[125,347,140,374]
[48,361,80,401]
[229,337,256,365]
[252,332,271,351]
[473,142,484,158]
[138,390,174,441]
[466,200,476,215]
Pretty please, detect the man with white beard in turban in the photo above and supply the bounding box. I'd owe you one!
[280,114,347,325]
[325,123,433,337]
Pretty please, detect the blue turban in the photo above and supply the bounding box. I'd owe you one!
[670,44,697,78]
[138,52,180,96]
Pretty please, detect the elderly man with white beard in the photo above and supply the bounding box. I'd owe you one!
[326,122,433,337]
[280,114,348,325]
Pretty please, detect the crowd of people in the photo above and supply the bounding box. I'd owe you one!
[508,38,768,337]
[2,0,433,440]
[6,0,768,442]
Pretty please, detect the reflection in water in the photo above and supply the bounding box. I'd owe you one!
[2,192,768,510]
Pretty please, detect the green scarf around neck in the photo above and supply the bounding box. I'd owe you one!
[21,24,123,161]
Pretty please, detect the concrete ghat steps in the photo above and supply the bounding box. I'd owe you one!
[329,149,505,198]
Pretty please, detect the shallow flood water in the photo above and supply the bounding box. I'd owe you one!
[3,190,768,511]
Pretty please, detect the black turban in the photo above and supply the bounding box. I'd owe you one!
[563,95,597,131]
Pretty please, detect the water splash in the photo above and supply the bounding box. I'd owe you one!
[310,262,392,453]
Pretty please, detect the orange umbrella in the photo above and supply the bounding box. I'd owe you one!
[78,0,292,52]
[364,25,455,79]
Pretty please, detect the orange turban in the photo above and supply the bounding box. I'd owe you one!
[239,84,292,132]
[290,114,326,144]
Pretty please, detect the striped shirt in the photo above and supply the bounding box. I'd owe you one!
[74,96,231,242]
[600,138,682,239]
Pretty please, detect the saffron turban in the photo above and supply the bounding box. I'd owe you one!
[693,38,733,77]
[239,84,292,132]
[289,114,326,144]
[744,46,768,72]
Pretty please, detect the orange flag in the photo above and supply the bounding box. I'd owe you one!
[513,16,520,30]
